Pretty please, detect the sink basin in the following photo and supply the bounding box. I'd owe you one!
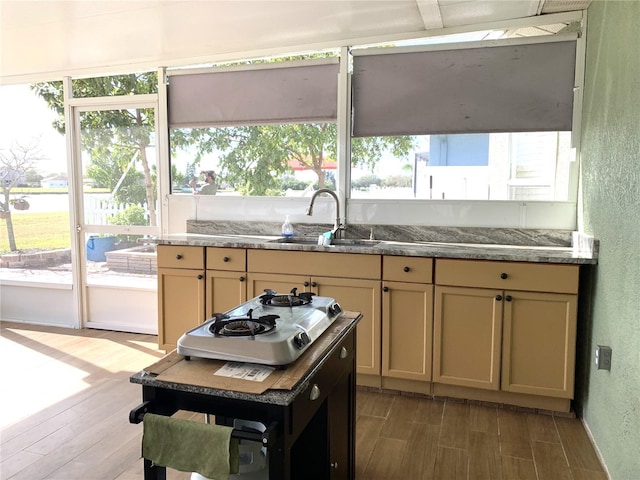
[268,237,380,247]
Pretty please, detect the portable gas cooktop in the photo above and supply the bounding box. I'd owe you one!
[177,289,343,366]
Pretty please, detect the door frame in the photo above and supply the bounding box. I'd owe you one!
[64,79,160,329]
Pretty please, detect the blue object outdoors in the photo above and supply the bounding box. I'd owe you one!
[86,236,118,262]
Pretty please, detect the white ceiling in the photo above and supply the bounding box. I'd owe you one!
[0,0,590,84]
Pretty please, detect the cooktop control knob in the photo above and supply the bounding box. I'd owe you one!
[293,331,311,349]
[328,303,342,317]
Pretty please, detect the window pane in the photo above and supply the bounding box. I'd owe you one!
[79,108,158,226]
[84,233,156,287]
[71,72,158,97]
[0,84,71,283]
[351,132,573,201]
[170,123,337,196]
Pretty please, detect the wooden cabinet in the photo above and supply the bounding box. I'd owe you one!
[157,246,247,350]
[205,247,247,316]
[157,245,205,350]
[502,290,577,398]
[291,327,356,480]
[434,259,579,399]
[433,285,503,390]
[382,256,434,383]
[247,250,382,377]
[156,243,583,409]
[314,276,381,378]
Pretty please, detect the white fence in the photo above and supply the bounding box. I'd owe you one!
[84,195,153,225]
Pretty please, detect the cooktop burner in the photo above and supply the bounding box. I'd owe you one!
[259,288,315,307]
[208,310,279,337]
[177,290,342,365]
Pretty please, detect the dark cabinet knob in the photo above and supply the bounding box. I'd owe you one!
[303,281,310,287]
[311,281,317,287]
[239,276,245,282]
[495,294,503,301]
[197,274,203,280]
[403,266,410,272]
[175,254,182,260]
[383,286,389,292]
[505,295,512,302]
[500,272,508,279]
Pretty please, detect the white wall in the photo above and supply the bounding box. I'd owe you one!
[0,282,76,328]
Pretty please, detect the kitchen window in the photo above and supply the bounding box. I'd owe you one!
[350,36,578,202]
[167,59,339,197]
[350,131,574,201]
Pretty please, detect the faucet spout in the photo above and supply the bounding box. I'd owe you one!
[305,188,344,238]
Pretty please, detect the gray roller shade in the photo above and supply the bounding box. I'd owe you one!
[352,40,576,137]
[168,62,339,128]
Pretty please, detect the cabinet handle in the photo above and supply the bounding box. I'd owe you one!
[500,272,508,279]
[495,294,503,301]
[223,256,230,262]
[505,295,512,302]
[176,254,182,260]
[239,276,245,282]
[331,462,339,469]
[197,274,203,280]
[383,286,389,292]
[339,347,348,359]
[404,266,410,272]
[309,384,320,401]
[311,281,317,287]
[303,281,310,287]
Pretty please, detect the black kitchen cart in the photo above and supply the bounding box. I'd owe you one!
[129,313,361,480]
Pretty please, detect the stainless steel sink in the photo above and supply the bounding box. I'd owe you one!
[267,237,380,247]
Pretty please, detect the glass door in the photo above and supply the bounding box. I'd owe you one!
[72,99,159,332]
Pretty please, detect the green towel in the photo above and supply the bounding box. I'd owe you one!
[142,413,240,479]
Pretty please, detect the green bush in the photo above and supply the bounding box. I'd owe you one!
[108,204,147,226]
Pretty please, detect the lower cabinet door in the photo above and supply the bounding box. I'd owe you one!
[314,276,382,376]
[382,281,433,381]
[328,371,353,480]
[433,285,503,390]
[501,290,577,398]
[157,267,205,350]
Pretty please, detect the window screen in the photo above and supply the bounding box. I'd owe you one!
[168,61,339,128]
[351,40,576,137]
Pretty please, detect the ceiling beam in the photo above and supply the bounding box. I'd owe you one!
[416,0,444,30]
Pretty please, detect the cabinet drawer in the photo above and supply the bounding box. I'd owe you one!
[435,259,579,294]
[157,245,204,270]
[206,247,247,271]
[248,249,381,279]
[383,256,433,283]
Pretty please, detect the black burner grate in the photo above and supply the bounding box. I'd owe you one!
[259,288,315,307]
[208,309,279,337]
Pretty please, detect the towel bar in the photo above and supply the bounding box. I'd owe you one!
[129,401,277,447]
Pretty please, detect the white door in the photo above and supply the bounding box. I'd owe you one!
[71,97,159,333]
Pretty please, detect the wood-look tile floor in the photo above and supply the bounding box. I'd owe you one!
[0,322,607,480]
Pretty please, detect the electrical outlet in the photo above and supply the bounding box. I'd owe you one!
[595,345,612,371]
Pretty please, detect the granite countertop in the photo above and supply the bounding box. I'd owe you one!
[130,313,361,406]
[149,231,598,265]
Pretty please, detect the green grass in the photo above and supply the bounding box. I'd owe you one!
[0,212,71,253]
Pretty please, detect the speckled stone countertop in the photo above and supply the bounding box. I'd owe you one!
[150,222,598,264]
[130,313,360,406]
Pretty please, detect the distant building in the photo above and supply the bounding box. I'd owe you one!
[41,175,68,188]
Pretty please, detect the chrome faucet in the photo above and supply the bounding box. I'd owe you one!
[305,188,345,238]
